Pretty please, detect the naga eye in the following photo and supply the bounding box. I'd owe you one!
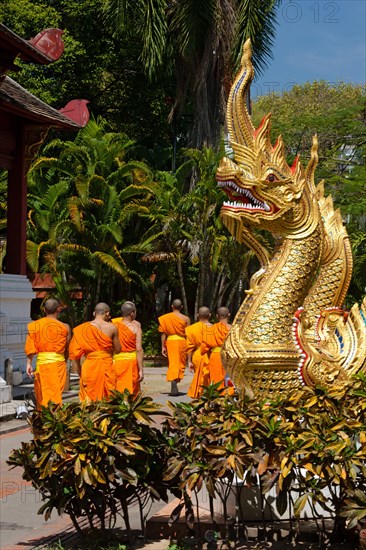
[266,173,278,183]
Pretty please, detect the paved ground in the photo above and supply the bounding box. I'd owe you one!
[0,367,193,549]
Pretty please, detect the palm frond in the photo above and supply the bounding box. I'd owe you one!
[142,251,176,262]
[26,240,40,272]
[118,184,155,202]
[68,199,84,231]
[97,223,123,245]
[103,0,128,35]
[234,0,281,75]
[138,0,168,78]
[92,251,131,280]
[42,181,70,210]
[169,0,217,59]
[58,243,91,255]
[26,240,51,272]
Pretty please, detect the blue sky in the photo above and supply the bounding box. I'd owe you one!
[252,0,366,98]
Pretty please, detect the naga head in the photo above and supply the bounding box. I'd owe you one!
[217,40,319,236]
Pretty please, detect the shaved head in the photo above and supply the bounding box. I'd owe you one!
[172,299,182,310]
[121,301,136,317]
[217,306,230,320]
[44,298,61,314]
[94,302,110,315]
[198,306,210,320]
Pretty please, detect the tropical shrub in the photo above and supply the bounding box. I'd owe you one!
[8,379,366,546]
[162,377,366,543]
[7,392,169,539]
[142,321,161,357]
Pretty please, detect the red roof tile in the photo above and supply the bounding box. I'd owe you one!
[0,76,83,129]
[0,23,54,65]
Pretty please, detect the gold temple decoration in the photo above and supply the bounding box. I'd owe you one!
[218,40,366,399]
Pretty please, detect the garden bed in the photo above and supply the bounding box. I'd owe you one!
[144,356,168,367]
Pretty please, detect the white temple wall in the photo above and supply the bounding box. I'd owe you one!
[0,274,33,402]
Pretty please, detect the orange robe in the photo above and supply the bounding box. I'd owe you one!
[186,322,210,398]
[25,317,68,407]
[69,323,114,401]
[112,319,140,395]
[158,313,187,381]
[201,322,230,391]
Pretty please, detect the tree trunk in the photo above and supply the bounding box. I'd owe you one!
[216,273,228,308]
[210,266,225,312]
[226,278,240,310]
[194,274,200,319]
[95,263,102,304]
[195,242,209,317]
[176,255,189,315]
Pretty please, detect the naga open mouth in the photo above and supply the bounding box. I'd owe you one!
[218,180,271,212]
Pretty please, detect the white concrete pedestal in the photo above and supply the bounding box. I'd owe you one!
[196,475,334,521]
[0,274,34,402]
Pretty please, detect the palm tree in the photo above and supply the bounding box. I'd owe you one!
[104,0,281,148]
[127,170,193,313]
[178,146,252,315]
[129,146,251,317]
[27,118,155,319]
[348,231,366,306]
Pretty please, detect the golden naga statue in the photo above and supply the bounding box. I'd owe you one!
[217,40,366,399]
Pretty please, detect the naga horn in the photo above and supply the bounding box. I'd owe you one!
[226,39,256,149]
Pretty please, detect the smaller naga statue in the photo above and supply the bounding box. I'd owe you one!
[217,40,366,399]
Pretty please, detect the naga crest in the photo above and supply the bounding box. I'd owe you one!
[218,40,366,399]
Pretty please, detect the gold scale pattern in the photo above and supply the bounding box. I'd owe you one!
[217,41,366,399]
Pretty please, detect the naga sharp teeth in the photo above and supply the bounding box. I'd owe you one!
[222,185,270,212]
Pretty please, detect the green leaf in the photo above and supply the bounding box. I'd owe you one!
[114,443,136,456]
[203,445,227,456]
[303,396,318,408]
[276,489,288,517]
[53,443,67,458]
[164,459,183,481]
[82,466,93,485]
[293,494,309,518]
[132,410,152,424]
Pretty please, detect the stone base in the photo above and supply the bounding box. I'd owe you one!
[0,384,11,404]
[0,274,34,395]
[145,497,335,547]
[146,498,233,540]
[197,476,334,521]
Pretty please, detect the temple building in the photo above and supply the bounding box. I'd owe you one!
[0,23,89,402]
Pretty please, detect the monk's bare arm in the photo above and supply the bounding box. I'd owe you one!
[112,325,121,354]
[185,335,195,371]
[161,333,167,357]
[136,326,144,381]
[26,354,35,377]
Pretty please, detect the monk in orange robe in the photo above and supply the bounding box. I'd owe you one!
[69,302,121,401]
[158,299,190,396]
[25,298,71,408]
[186,306,212,399]
[201,306,233,393]
[112,301,144,396]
